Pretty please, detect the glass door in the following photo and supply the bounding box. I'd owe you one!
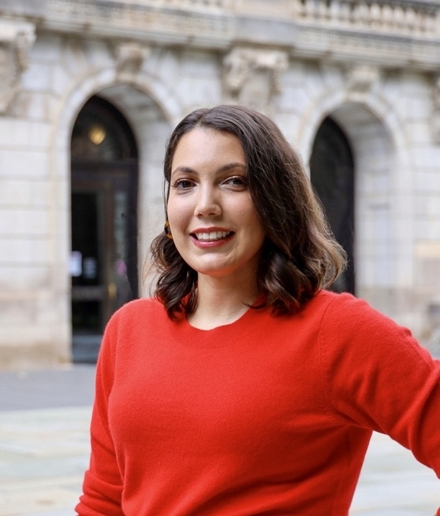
[70,95,138,363]
[71,187,106,337]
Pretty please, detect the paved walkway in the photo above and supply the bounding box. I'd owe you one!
[0,366,438,516]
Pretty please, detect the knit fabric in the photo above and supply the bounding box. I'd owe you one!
[76,290,440,515]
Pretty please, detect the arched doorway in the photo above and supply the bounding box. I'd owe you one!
[70,95,138,362]
[309,116,355,294]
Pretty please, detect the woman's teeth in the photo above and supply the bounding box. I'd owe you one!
[195,231,232,242]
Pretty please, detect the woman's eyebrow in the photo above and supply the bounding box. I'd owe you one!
[171,166,195,177]
[217,162,246,173]
[171,162,246,177]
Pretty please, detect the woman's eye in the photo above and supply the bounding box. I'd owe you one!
[224,176,247,188]
[171,179,194,190]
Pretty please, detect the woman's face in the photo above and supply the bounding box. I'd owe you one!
[167,127,266,282]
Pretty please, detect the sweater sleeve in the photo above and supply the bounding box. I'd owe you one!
[319,294,440,478]
[75,311,124,516]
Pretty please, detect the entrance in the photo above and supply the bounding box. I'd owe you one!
[70,96,138,362]
[309,116,355,294]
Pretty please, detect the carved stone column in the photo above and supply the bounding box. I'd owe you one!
[0,21,36,113]
[223,47,288,112]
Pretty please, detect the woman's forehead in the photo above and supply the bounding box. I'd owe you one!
[171,128,246,169]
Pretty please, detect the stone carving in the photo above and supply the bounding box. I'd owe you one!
[45,1,440,70]
[156,0,227,8]
[0,21,35,113]
[47,0,440,39]
[223,47,288,110]
[48,0,232,39]
[346,64,379,94]
[294,0,439,37]
[297,25,440,68]
[114,42,151,74]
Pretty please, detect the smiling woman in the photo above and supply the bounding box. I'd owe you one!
[166,127,266,327]
[76,105,440,516]
[152,105,345,323]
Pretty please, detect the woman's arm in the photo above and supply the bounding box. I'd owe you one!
[319,294,440,511]
[75,312,124,516]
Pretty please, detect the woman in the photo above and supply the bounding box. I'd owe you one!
[76,105,440,515]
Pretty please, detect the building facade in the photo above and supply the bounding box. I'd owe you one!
[1,0,440,368]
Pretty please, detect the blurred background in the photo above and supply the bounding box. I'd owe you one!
[1,0,440,368]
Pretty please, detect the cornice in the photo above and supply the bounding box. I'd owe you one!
[9,0,440,69]
[42,1,234,48]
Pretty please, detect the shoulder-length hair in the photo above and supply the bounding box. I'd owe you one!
[150,104,346,319]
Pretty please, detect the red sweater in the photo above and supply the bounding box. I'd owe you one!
[76,291,440,515]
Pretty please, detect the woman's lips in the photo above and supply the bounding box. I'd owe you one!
[192,230,233,242]
[190,230,234,247]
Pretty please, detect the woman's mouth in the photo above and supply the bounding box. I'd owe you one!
[191,231,233,242]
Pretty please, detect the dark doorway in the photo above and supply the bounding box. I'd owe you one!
[70,95,138,363]
[309,116,355,294]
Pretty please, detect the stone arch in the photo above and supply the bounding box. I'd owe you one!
[299,92,415,324]
[331,104,394,310]
[49,67,180,333]
[52,68,181,151]
[309,116,356,295]
[296,89,408,165]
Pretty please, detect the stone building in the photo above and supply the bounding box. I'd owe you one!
[1,0,440,368]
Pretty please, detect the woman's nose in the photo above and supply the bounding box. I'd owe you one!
[194,185,221,217]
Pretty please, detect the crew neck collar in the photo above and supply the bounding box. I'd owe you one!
[167,303,269,349]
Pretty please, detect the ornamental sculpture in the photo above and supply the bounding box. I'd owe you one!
[0,21,35,113]
[346,64,380,95]
[223,47,288,111]
[114,42,151,75]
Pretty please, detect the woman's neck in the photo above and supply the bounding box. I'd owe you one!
[188,274,260,330]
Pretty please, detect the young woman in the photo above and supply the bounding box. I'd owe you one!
[76,105,440,516]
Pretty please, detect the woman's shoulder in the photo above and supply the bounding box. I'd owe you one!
[305,289,363,316]
[308,289,376,314]
[107,297,167,328]
[308,289,413,343]
[119,296,163,313]
[305,290,401,334]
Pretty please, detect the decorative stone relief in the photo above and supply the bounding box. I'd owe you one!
[48,0,233,40]
[346,64,379,94]
[45,1,440,71]
[297,25,440,69]
[294,0,439,37]
[223,47,288,111]
[48,0,440,39]
[114,42,151,75]
[0,21,35,113]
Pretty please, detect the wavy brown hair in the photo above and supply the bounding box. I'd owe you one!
[150,105,346,319]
